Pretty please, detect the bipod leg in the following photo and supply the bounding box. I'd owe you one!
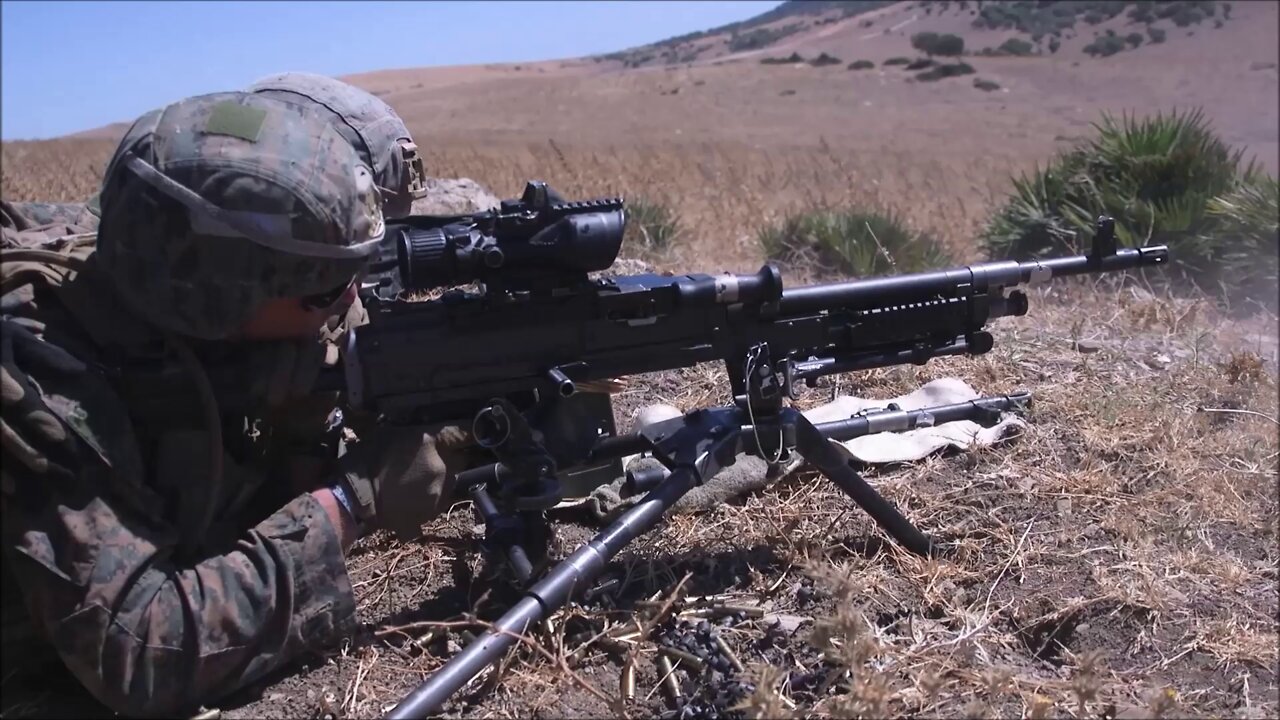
[785,408,937,557]
[470,486,543,583]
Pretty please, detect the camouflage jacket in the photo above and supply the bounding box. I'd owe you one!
[1,204,363,717]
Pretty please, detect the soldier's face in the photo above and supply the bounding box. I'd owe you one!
[237,279,358,340]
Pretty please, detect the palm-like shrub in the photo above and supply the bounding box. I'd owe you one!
[982,108,1276,305]
[759,206,952,278]
[623,196,683,258]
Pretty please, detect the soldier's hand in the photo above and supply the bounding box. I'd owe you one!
[334,424,472,540]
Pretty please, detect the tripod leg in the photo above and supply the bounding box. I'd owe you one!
[786,409,936,557]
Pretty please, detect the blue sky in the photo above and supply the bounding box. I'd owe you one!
[1,0,780,140]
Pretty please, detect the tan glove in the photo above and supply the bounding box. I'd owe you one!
[334,424,472,540]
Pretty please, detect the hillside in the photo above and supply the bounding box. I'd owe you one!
[7,0,1275,268]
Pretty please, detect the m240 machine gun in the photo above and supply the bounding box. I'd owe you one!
[335,182,1169,718]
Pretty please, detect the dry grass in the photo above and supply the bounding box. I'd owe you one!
[0,135,1002,273]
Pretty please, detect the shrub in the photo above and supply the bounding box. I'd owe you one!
[916,61,976,81]
[1172,6,1203,26]
[623,197,682,257]
[998,37,1035,56]
[729,22,804,52]
[809,52,843,67]
[761,52,805,64]
[974,78,1001,91]
[1201,176,1279,307]
[1049,37,1061,53]
[911,31,965,57]
[906,57,936,70]
[758,206,952,278]
[847,59,875,70]
[1128,3,1155,23]
[1148,25,1167,43]
[884,56,911,65]
[980,108,1275,305]
[1125,32,1144,48]
[1084,35,1127,57]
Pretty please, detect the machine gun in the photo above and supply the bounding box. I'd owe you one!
[336,181,1169,718]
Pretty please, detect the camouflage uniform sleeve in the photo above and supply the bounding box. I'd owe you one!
[0,315,358,717]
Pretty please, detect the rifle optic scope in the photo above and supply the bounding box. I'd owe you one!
[388,182,627,292]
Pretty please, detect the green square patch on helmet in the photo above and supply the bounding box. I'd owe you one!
[247,72,427,219]
[94,91,385,341]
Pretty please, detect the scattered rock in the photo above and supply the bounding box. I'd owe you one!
[762,613,810,634]
[1056,497,1073,515]
[410,177,500,216]
[1142,352,1173,370]
[1074,339,1103,353]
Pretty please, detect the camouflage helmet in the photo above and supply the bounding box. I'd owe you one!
[247,72,426,218]
[94,91,385,341]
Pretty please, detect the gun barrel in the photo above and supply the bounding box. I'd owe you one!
[814,391,1032,440]
[778,245,1168,315]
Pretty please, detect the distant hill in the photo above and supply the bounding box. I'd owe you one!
[592,0,1245,69]
[594,1,895,68]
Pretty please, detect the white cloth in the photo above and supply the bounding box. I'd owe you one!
[555,378,1026,516]
[806,378,1027,464]
[623,377,1025,468]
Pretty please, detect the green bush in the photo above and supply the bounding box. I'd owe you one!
[1125,31,1144,47]
[911,31,965,57]
[916,61,976,81]
[847,59,875,70]
[758,206,952,278]
[1201,177,1279,306]
[884,56,911,66]
[1084,35,1127,57]
[809,52,843,67]
[974,78,1002,91]
[729,22,804,52]
[980,108,1275,305]
[1147,25,1167,43]
[906,57,936,70]
[623,197,683,257]
[761,52,805,64]
[1128,3,1155,23]
[998,37,1035,56]
[1049,37,1061,53]
[1172,6,1204,26]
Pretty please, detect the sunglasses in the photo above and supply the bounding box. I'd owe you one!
[300,277,357,311]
